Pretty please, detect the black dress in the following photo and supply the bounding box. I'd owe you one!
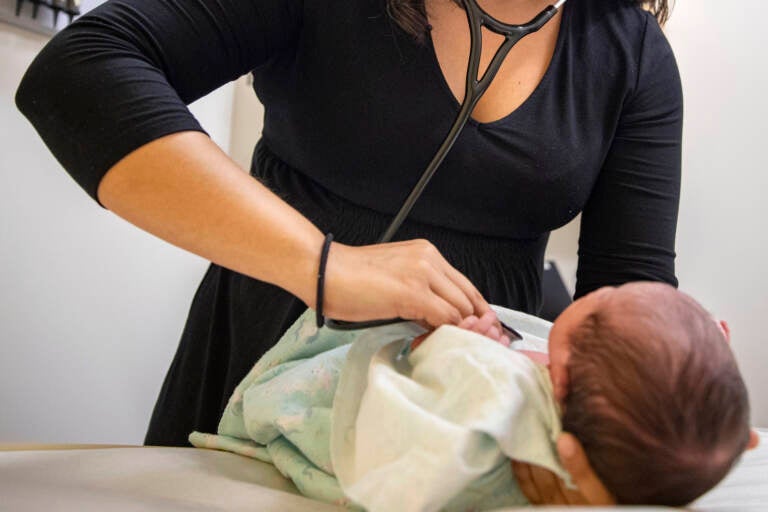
[16,0,682,446]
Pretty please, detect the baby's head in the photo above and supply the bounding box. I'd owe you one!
[555,282,752,506]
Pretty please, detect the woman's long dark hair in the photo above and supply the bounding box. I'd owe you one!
[387,1,671,42]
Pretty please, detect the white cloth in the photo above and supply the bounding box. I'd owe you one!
[331,321,569,512]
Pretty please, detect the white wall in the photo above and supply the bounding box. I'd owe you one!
[664,1,768,426]
[229,75,265,171]
[0,21,234,443]
[2,0,100,36]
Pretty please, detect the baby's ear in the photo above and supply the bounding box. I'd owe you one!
[746,429,760,451]
[717,320,731,343]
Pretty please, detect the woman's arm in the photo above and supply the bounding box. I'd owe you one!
[575,13,683,298]
[16,0,303,203]
[97,131,489,324]
[96,131,325,306]
[16,0,492,325]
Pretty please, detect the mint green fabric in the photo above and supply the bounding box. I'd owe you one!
[190,307,567,511]
[190,310,368,507]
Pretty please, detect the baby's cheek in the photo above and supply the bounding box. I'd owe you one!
[410,332,431,351]
[518,350,550,365]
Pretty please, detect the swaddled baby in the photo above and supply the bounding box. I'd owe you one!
[190,282,756,509]
[406,281,755,507]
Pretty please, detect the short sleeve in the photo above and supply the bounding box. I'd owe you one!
[575,13,683,298]
[15,0,303,206]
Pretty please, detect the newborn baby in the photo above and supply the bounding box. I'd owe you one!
[190,282,756,510]
[561,283,756,505]
[457,282,758,506]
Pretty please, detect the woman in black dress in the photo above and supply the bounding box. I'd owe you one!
[16,0,679,504]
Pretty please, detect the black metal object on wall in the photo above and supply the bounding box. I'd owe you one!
[15,0,79,27]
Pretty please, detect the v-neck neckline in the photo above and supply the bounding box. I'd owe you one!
[424,1,570,128]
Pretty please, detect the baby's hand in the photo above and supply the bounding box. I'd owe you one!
[410,311,510,351]
[458,311,511,347]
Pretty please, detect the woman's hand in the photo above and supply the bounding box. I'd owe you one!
[512,433,616,505]
[321,239,492,328]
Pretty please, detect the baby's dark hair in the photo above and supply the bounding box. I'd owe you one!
[561,283,751,506]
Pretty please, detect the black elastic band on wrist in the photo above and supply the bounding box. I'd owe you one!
[316,233,334,328]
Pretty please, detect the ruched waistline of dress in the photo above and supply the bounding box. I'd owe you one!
[250,139,548,255]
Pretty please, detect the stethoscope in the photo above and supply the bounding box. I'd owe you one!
[324,0,567,336]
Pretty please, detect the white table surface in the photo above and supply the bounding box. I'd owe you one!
[0,429,765,511]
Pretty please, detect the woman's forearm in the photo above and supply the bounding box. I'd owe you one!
[97,130,496,326]
[97,131,324,306]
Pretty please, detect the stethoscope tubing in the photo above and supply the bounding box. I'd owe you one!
[378,0,562,244]
[325,0,567,333]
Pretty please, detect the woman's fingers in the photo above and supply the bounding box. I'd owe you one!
[529,463,558,503]
[512,435,615,506]
[532,460,591,505]
[419,240,490,321]
[557,433,616,505]
[406,240,490,327]
[511,461,543,504]
[423,263,475,319]
[321,239,490,328]
[511,460,588,505]
[442,264,491,317]
[421,293,462,327]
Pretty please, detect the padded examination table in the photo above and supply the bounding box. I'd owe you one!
[0,429,765,511]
